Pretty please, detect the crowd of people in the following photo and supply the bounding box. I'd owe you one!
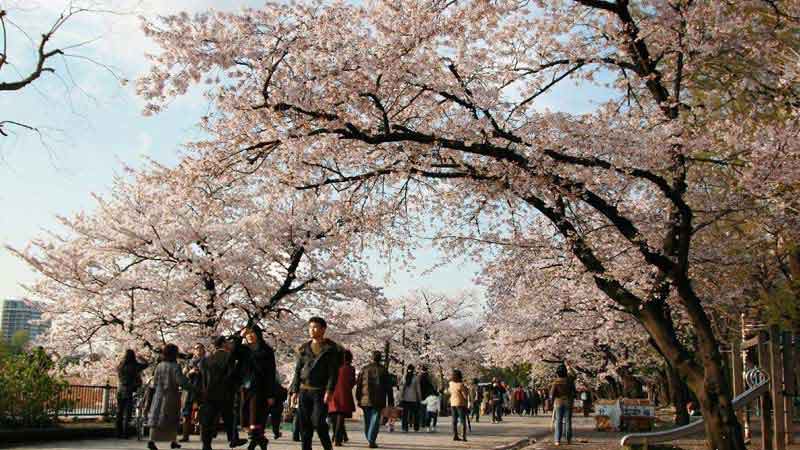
[115,317,582,450]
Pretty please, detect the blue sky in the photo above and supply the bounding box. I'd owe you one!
[0,0,614,301]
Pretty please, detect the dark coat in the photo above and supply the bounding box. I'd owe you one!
[355,362,394,409]
[290,338,341,393]
[418,371,437,399]
[235,341,277,398]
[200,349,237,402]
[327,364,356,414]
[117,361,148,397]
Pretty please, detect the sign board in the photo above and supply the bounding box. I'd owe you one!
[594,400,621,431]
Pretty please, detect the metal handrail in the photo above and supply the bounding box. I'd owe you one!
[620,377,770,446]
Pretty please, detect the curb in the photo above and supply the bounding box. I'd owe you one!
[0,426,116,448]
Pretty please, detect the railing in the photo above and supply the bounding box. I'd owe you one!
[620,370,770,447]
[53,384,117,418]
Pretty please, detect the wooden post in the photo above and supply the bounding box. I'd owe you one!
[770,325,786,450]
[743,314,753,440]
[782,332,795,445]
[733,338,744,419]
[759,331,773,450]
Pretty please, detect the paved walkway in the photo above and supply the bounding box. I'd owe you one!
[4,415,550,450]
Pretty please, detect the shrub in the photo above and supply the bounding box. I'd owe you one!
[0,347,71,428]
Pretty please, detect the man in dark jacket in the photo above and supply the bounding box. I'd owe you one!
[355,351,394,449]
[198,336,248,450]
[417,365,436,429]
[290,317,340,450]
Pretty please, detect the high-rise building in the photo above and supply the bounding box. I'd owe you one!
[0,299,49,343]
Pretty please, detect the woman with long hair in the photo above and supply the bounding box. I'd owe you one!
[549,364,576,446]
[400,364,421,432]
[116,349,148,438]
[327,349,356,446]
[448,369,469,442]
[147,344,194,450]
[236,324,276,450]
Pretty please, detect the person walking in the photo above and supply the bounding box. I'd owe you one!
[355,351,394,448]
[116,349,148,438]
[448,369,469,442]
[290,316,341,450]
[198,336,248,450]
[468,379,482,423]
[237,325,277,450]
[269,380,288,440]
[549,364,576,446]
[490,378,505,424]
[328,349,356,446]
[422,390,440,432]
[417,365,436,430]
[399,365,422,432]
[530,388,540,416]
[147,344,195,450]
[180,343,206,442]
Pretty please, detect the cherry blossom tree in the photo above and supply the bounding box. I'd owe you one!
[8,157,382,378]
[340,289,485,384]
[136,1,800,448]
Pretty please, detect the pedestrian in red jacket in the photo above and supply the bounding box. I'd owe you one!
[327,349,356,446]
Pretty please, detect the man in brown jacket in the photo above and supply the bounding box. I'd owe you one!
[355,351,394,448]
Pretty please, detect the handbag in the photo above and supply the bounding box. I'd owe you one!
[380,406,401,419]
[282,405,295,423]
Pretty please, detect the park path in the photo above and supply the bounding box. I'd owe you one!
[4,414,550,450]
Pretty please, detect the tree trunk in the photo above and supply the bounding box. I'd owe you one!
[666,363,690,426]
[638,304,746,450]
[693,372,747,450]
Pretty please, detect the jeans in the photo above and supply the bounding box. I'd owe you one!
[471,403,480,423]
[298,390,333,450]
[427,411,438,428]
[554,402,572,443]
[451,406,467,438]
[362,407,381,445]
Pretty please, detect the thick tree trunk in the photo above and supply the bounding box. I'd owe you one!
[638,304,746,450]
[665,363,690,426]
[693,372,746,450]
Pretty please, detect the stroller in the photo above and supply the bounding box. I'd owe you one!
[134,381,155,441]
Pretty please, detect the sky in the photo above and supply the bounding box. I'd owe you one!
[0,0,615,301]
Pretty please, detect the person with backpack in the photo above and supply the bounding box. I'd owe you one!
[355,351,394,448]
